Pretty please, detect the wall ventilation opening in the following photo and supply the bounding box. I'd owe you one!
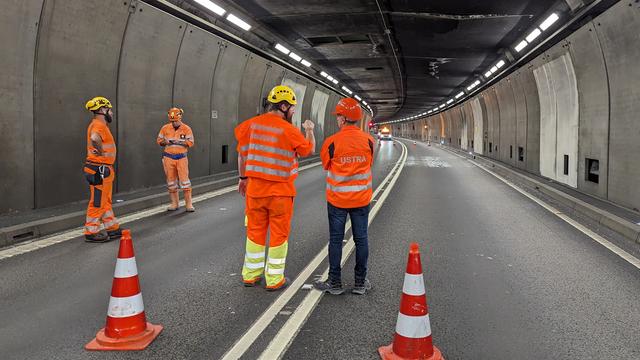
[510,145,513,159]
[586,158,599,183]
[518,147,524,162]
[222,145,229,164]
[563,155,569,175]
[365,67,384,71]
[489,142,493,153]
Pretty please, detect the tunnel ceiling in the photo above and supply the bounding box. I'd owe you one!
[184,0,569,121]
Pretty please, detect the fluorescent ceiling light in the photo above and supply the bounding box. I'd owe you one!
[455,92,464,99]
[467,84,474,91]
[326,75,334,81]
[362,101,367,105]
[496,60,506,68]
[226,14,251,31]
[194,0,226,16]
[485,70,493,78]
[300,59,312,67]
[447,99,454,104]
[341,86,353,94]
[515,40,528,52]
[332,79,338,84]
[320,71,328,78]
[355,95,362,101]
[540,13,559,31]
[490,66,498,73]
[474,80,481,86]
[289,52,302,62]
[526,28,542,43]
[275,43,290,55]
[428,110,433,113]
[439,104,446,109]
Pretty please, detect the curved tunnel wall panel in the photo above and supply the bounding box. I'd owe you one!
[172,25,221,179]
[496,81,517,165]
[34,1,130,206]
[511,72,529,170]
[260,63,286,111]
[116,3,186,192]
[238,55,269,122]
[567,21,610,198]
[310,89,330,144]
[518,68,541,174]
[534,61,558,180]
[0,0,43,212]
[594,1,640,210]
[282,74,308,129]
[483,88,501,159]
[471,98,484,154]
[210,43,248,174]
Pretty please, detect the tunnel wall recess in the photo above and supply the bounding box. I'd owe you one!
[396,0,640,212]
[0,0,354,214]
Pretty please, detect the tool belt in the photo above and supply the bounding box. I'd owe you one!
[163,152,187,160]
[83,163,112,186]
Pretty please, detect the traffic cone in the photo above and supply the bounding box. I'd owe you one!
[378,243,444,360]
[86,229,163,351]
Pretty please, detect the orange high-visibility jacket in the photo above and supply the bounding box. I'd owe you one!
[321,125,375,208]
[86,118,116,165]
[157,123,194,154]
[235,113,313,186]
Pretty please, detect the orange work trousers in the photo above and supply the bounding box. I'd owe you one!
[243,196,294,288]
[84,165,119,235]
[162,156,191,192]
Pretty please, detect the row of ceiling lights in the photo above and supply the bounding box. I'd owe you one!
[379,12,561,126]
[193,0,374,116]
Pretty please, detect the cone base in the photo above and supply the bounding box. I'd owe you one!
[378,343,444,360]
[85,322,163,351]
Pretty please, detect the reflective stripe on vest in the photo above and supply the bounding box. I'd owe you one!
[246,165,291,178]
[326,182,372,193]
[248,154,294,168]
[327,171,372,182]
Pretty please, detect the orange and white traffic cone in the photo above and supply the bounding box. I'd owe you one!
[86,229,163,351]
[378,243,444,360]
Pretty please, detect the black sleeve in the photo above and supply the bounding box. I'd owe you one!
[328,142,335,160]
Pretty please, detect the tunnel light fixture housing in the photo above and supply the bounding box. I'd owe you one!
[300,59,312,67]
[484,70,493,78]
[525,28,542,43]
[332,79,339,85]
[226,14,251,31]
[194,0,226,16]
[496,60,506,69]
[540,13,560,31]
[455,92,464,99]
[341,86,353,95]
[515,40,528,52]
[446,99,454,105]
[490,66,498,73]
[289,52,302,62]
[275,43,290,55]
[320,71,328,78]
[362,101,367,105]
[355,95,362,101]
[439,104,446,109]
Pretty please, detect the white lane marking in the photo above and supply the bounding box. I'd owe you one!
[222,141,406,360]
[256,142,408,360]
[0,162,322,261]
[442,147,640,270]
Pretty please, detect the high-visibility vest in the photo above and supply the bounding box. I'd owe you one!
[157,122,194,155]
[86,119,116,165]
[323,126,374,208]
[240,115,299,183]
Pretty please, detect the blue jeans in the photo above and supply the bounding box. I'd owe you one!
[327,202,370,284]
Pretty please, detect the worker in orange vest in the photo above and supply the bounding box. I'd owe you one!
[83,96,122,243]
[234,85,316,291]
[315,98,375,295]
[157,107,195,212]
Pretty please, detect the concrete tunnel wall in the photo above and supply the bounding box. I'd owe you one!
[396,0,640,212]
[0,0,350,214]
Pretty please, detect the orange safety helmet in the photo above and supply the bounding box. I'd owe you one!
[333,97,362,121]
[168,107,183,121]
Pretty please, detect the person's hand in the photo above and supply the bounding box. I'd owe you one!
[238,178,248,197]
[302,120,314,131]
[159,140,167,146]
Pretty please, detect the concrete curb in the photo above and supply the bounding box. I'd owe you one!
[1,157,320,248]
[437,144,640,245]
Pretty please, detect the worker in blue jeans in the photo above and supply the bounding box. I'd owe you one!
[315,98,375,295]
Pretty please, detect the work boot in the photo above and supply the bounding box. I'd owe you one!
[107,228,123,241]
[84,231,110,243]
[352,278,372,295]
[243,277,262,287]
[314,279,344,295]
[184,191,195,212]
[167,192,179,211]
[266,277,290,292]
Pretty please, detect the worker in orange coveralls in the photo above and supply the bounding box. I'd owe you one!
[157,107,195,212]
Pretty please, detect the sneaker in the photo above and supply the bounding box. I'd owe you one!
[185,206,195,212]
[107,228,123,240]
[352,279,372,295]
[314,279,344,295]
[266,277,290,292]
[84,231,110,243]
[243,277,262,287]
